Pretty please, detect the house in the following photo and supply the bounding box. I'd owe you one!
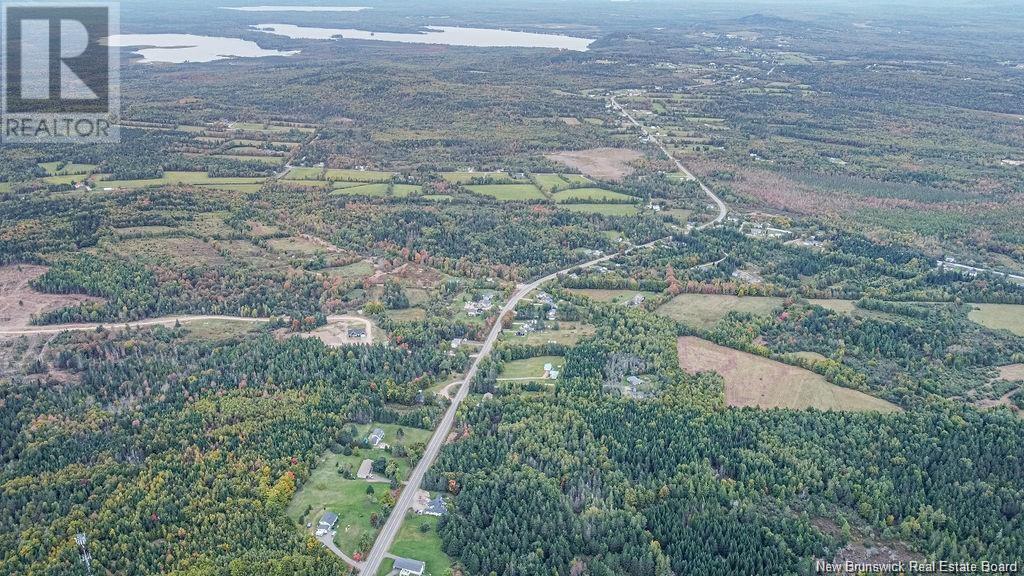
[318,511,338,531]
[628,294,646,307]
[544,363,553,372]
[348,327,367,339]
[451,338,463,349]
[368,428,385,447]
[549,370,560,380]
[356,459,374,479]
[424,495,448,517]
[394,557,426,576]
[627,376,644,388]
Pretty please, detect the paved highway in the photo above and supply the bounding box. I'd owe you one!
[359,237,668,575]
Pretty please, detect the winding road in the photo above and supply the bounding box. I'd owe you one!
[610,92,728,229]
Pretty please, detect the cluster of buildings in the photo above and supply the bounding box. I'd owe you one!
[463,293,495,317]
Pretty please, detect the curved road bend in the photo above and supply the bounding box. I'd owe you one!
[610,93,728,229]
[359,237,670,575]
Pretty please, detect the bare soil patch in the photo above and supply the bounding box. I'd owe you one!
[546,148,642,181]
[677,336,899,412]
[0,265,103,330]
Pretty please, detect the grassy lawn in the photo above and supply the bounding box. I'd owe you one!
[499,355,564,379]
[324,169,395,182]
[568,288,654,304]
[656,294,785,330]
[286,452,385,558]
[678,337,899,413]
[502,321,596,345]
[562,203,640,216]
[465,183,546,201]
[268,236,330,255]
[969,303,1024,336]
[382,515,451,576]
[552,188,635,203]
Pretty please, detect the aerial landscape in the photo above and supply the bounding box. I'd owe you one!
[1,0,1023,575]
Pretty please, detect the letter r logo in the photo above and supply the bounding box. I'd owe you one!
[3,3,114,113]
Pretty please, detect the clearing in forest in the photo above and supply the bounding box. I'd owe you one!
[465,184,546,201]
[0,265,103,330]
[657,294,785,329]
[677,336,899,412]
[545,148,643,181]
[969,304,1024,336]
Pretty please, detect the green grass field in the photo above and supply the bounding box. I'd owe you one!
[969,304,1024,336]
[465,183,546,201]
[285,452,384,557]
[325,261,375,279]
[499,355,564,379]
[382,515,451,576]
[324,169,395,182]
[552,188,635,203]
[441,171,522,184]
[562,203,640,216]
[285,167,324,179]
[657,294,785,329]
[38,162,96,175]
[678,336,899,413]
[568,289,653,304]
[502,322,596,346]
[330,183,422,197]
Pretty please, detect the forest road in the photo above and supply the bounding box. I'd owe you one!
[610,93,728,229]
[359,236,672,575]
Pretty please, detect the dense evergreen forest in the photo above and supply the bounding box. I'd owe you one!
[0,327,450,575]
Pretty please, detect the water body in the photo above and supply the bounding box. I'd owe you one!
[106,34,299,64]
[253,23,594,51]
[223,5,370,12]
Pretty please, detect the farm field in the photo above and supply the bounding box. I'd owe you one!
[330,183,422,197]
[552,188,635,203]
[545,148,642,181]
[325,261,375,279]
[657,294,786,329]
[677,337,900,412]
[380,516,451,576]
[465,183,545,200]
[441,171,524,184]
[324,169,395,182]
[38,162,96,175]
[969,304,1024,336]
[499,355,564,379]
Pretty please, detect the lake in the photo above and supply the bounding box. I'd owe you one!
[105,34,299,64]
[252,23,594,51]
[223,5,370,12]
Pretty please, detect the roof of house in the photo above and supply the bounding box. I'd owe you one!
[320,511,339,526]
[627,376,644,386]
[393,557,426,574]
[369,428,385,443]
[425,495,448,515]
